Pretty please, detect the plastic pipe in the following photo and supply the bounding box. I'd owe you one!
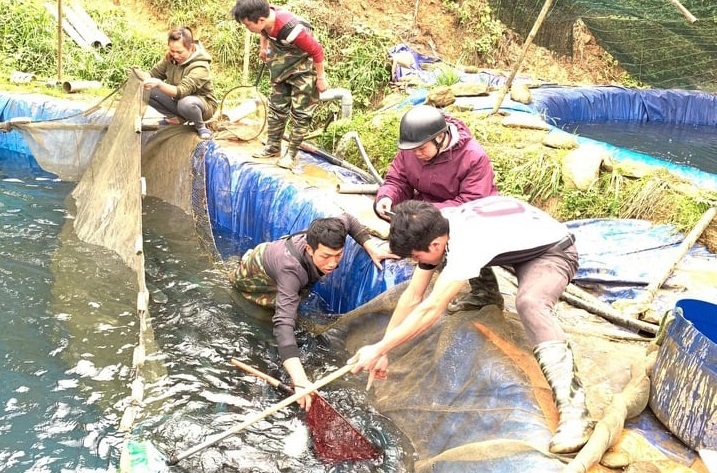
[62,4,111,49]
[67,4,112,48]
[335,131,384,184]
[63,80,102,93]
[221,98,261,123]
[336,183,380,194]
[319,88,353,119]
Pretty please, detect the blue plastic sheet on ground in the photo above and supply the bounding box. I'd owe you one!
[566,218,717,312]
[389,44,440,83]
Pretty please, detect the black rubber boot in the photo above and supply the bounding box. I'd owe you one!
[534,340,595,454]
[446,267,504,313]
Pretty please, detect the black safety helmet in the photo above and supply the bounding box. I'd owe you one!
[397,105,448,150]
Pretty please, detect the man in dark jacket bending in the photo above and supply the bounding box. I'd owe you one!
[229,214,397,410]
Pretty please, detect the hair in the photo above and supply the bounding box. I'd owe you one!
[231,0,270,23]
[389,200,449,257]
[306,217,348,250]
[167,26,194,49]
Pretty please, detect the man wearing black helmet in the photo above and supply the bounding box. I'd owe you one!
[374,105,503,313]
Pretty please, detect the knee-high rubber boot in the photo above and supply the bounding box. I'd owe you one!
[446,267,504,313]
[534,340,594,454]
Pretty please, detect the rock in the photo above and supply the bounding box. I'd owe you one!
[502,113,550,130]
[543,130,579,149]
[614,160,657,179]
[450,82,489,97]
[426,85,455,107]
[562,143,611,190]
[510,82,532,104]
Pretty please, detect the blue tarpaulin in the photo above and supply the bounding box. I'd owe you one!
[202,140,413,314]
[0,86,710,472]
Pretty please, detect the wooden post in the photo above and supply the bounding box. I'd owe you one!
[242,29,251,86]
[669,0,698,24]
[413,0,420,29]
[491,0,553,115]
[57,0,63,81]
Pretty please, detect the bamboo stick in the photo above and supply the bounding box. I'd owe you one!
[491,0,554,115]
[616,206,716,320]
[669,0,698,24]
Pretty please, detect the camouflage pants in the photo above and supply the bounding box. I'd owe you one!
[266,70,319,156]
[229,242,277,308]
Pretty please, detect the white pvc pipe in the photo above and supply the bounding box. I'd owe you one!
[63,80,102,93]
[319,88,353,119]
[221,98,261,123]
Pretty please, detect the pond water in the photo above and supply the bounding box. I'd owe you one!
[0,164,411,472]
[559,120,717,175]
[0,175,133,471]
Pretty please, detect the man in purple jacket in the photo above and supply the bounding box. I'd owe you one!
[374,105,503,313]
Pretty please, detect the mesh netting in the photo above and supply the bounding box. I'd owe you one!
[71,77,145,275]
[318,269,693,472]
[489,0,717,91]
[306,394,383,462]
[6,72,221,466]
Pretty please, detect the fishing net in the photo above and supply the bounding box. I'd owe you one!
[306,394,383,462]
[4,71,223,468]
[323,272,702,472]
[489,0,717,91]
[231,358,383,463]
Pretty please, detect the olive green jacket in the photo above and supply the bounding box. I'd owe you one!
[150,41,219,118]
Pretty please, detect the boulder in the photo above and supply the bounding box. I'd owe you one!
[562,143,611,190]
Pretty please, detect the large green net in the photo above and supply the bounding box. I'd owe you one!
[489,0,717,91]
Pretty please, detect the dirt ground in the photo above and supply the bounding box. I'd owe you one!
[124,0,624,88]
[313,0,626,85]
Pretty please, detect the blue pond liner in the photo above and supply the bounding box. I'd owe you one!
[650,298,717,451]
[201,140,413,315]
[2,84,717,312]
[530,85,717,191]
[0,93,85,177]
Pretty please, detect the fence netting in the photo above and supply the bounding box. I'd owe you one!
[489,0,717,91]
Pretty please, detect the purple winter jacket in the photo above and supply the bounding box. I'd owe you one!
[375,115,498,209]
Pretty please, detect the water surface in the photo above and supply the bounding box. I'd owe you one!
[0,172,410,472]
[560,120,717,174]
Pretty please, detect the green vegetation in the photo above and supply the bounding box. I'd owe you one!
[2,0,716,250]
[443,0,504,65]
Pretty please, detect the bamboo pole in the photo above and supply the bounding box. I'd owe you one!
[669,0,698,24]
[491,0,553,115]
[57,0,63,81]
[615,206,716,321]
[242,29,251,86]
[495,267,658,335]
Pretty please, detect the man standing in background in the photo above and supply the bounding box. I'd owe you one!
[232,0,328,169]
